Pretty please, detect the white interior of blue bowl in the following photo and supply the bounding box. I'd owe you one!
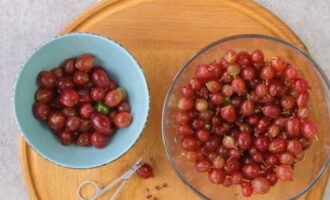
[14,33,149,168]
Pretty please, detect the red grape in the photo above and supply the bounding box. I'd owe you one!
[62,107,77,117]
[59,130,74,146]
[75,54,94,71]
[185,151,198,162]
[181,85,195,97]
[279,152,294,165]
[33,102,50,120]
[287,140,303,155]
[286,117,300,137]
[240,100,254,116]
[237,131,252,150]
[196,65,212,80]
[247,114,260,126]
[284,65,298,80]
[224,157,239,175]
[296,92,309,107]
[260,66,274,80]
[241,66,256,80]
[268,80,284,96]
[79,104,94,119]
[275,164,294,181]
[47,111,66,131]
[206,80,221,93]
[281,95,295,110]
[254,136,270,152]
[222,136,236,149]
[197,86,209,99]
[271,56,287,73]
[92,68,110,88]
[301,120,318,139]
[195,98,208,112]
[242,164,260,179]
[251,50,264,65]
[241,182,253,197]
[222,84,233,97]
[91,113,112,133]
[114,112,132,128]
[221,105,237,123]
[208,168,225,184]
[177,97,194,111]
[256,117,271,133]
[232,77,246,94]
[251,177,270,194]
[213,156,225,169]
[227,64,241,76]
[269,138,287,153]
[37,71,56,88]
[77,132,91,146]
[56,77,74,89]
[229,148,241,159]
[265,171,278,186]
[51,67,63,78]
[209,63,225,79]
[90,131,107,148]
[294,78,308,93]
[266,154,279,166]
[196,159,211,172]
[252,152,264,163]
[237,51,252,66]
[255,83,268,97]
[297,106,310,119]
[73,71,89,85]
[189,78,202,90]
[77,89,91,104]
[63,58,76,74]
[65,116,81,131]
[90,87,105,102]
[268,125,280,137]
[195,128,210,142]
[262,105,280,118]
[175,111,190,124]
[136,163,153,179]
[117,102,131,113]
[181,136,199,151]
[224,49,238,64]
[204,136,221,152]
[231,172,243,184]
[78,119,92,133]
[105,88,126,107]
[60,89,79,107]
[35,88,55,103]
[210,94,223,105]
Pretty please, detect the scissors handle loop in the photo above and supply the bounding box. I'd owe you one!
[77,180,102,200]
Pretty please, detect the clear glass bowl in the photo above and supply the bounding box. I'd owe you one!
[162,34,330,199]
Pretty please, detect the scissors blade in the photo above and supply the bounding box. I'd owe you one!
[121,157,143,180]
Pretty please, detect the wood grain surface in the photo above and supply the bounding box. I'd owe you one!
[19,0,329,199]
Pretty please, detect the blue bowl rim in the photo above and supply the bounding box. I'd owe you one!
[13,32,150,169]
[161,34,330,200]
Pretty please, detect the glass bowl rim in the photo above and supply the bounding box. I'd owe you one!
[161,34,330,200]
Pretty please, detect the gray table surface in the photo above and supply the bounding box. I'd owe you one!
[0,0,329,199]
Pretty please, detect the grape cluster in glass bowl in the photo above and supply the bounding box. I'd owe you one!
[33,54,132,148]
[174,49,317,196]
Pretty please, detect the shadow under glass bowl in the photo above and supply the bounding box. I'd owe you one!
[162,34,330,200]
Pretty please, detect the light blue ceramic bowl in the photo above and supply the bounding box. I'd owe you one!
[14,33,149,168]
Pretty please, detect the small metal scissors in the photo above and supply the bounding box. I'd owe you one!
[77,157,142,200]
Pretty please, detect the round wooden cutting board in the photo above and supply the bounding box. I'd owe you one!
[19,0,329,199]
